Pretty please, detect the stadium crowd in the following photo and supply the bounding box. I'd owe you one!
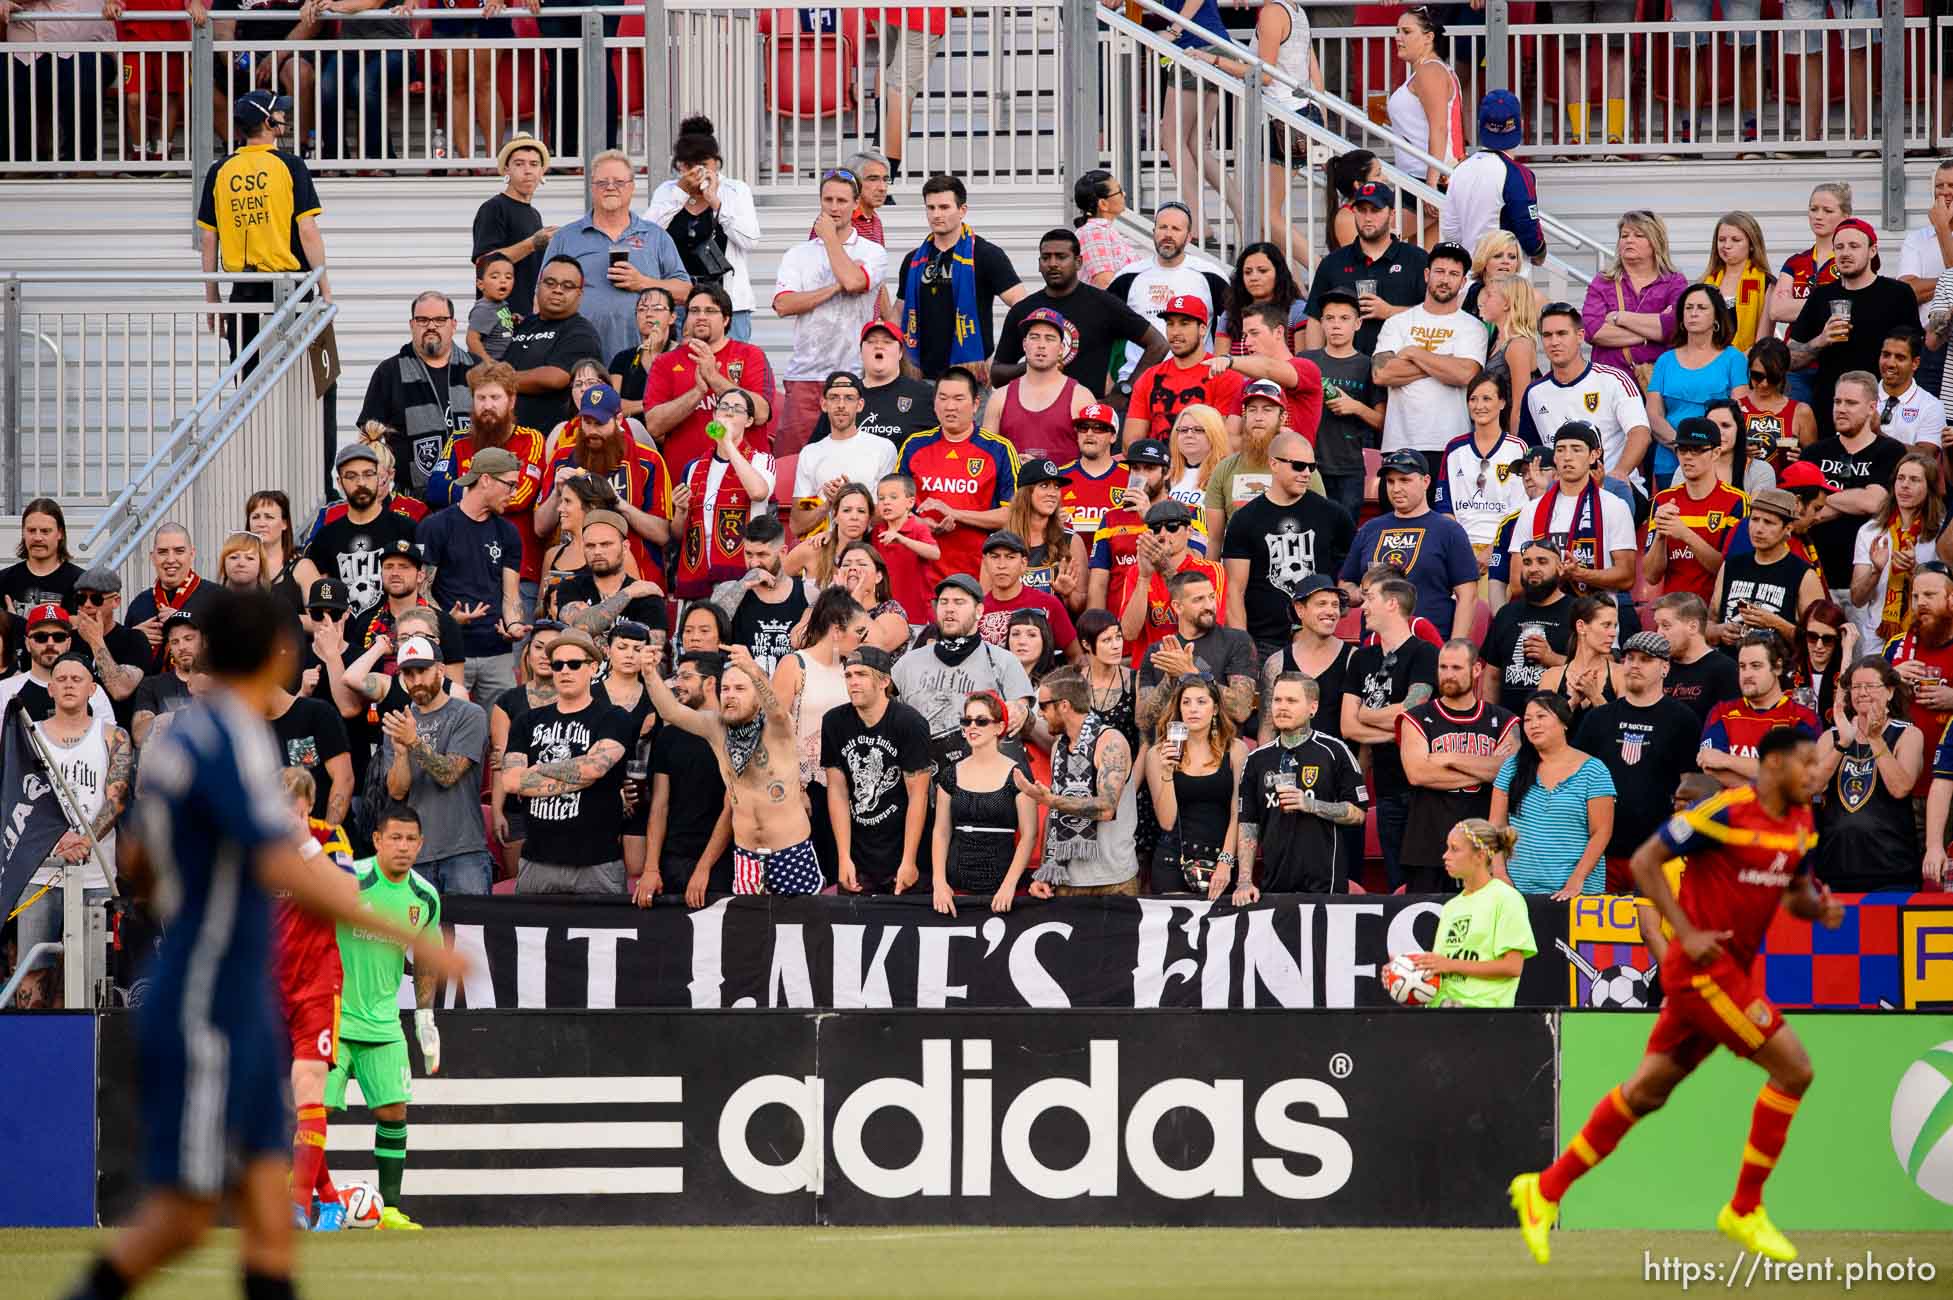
[6,84,1953,1013]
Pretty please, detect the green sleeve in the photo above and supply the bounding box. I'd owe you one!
[1492,886,1539,960]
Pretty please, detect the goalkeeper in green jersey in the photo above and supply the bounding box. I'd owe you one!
[326,804,444,1230]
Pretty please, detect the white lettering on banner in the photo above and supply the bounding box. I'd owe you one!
[688,897,730,1007]
[566,928,637,1010]
[831,924,900,1008]
[443,925,497,1010]
[516,925,547,1008]
[768,924,814,1007]
[920,476,981,495]
[718,1074,825,1195]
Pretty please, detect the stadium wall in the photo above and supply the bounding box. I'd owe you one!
[0,1013,96,1227]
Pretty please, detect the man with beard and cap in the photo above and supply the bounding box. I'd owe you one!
[1234,672,1368,898]
[1259,575,1357,744]
[500,627,634,897]
[645,642,823,895]
[378,636,493,896]
[295,445,423,621]
[1573,630,1704,891]
[892,573,1036,768]
[1303,180,1430,355]
[1398,640,1519,893]
[1122,294,1244,447]
[1107,204,1230,389]
[1885,563,1953,799]
[415,445,529,701]
[425,362,547,612]
[1055,404,1125,539]
[981,309,1094,465]
[1372,241,1486,482]
[535,383,674,588]
[991,228,1166,400]
[121,522,222,674]
[644,282,778,474]
[1482,539,1576,714]
[643,651,735,909]
[710,515,806,675]
[1088,439,1209,611]
[1201,378,1284,544]
[823,644,933,895]
[0,604,114,725]
[1117,499,1227,673]
[1342,449,1479,639]
[1015,668,1138,897]
[1788,219,1920,431]
[67,565,150,723]
[503,254,607,432]
[132,617,203,747]
[1708,488,1822,648]
[551,510,669,644]
[1135,567,1258,735]
[357,290,480,499]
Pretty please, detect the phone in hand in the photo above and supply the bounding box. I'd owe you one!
[609,250,630,267]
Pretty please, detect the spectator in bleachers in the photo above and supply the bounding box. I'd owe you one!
[1708,487,1822,651]
[1398,639,1517,894]
[1118,500,1226,678]
[1740,337,1815,474]
[1890,566,1953,796]
[1900,160,1953,335]
[1005,608,1059,687]
[1374,241,1483,481]
[1384,6,1461,243]
[466,254,519,362]
[1251,577,1345,745]
[540,356,649,465]
[711,515,803,675]
[1477,274,1542,414]
[646,650,733,908]
[1018,668,1138,898]
[1462,230,1524,321]
[1213,243,1307,358]
[930,687,1041,915]
[898,367,1018,586]
[1484,447,1555,610]
[1201,381,1285,544]
[823,644,932,895]
[1813,655,1924,891]
[784,478,871,587]
[984,313,1093,465]
[1703,212,1776,353]
[1085,438,1173,612]
[771,587,865,864]
[645,118,758,338]
[111,0,207,163]
[789,375,899,541]
[217,529,271,595]
[1107,207,1226,391]
[645,282,777,472]
[1161,406,1220,516]
[1536,594,1625,720]
[0,496,80,612]
[1122,295,1243,450]
[1301,290,1381,518]
[377,634,491,895]
[1653,591,1741,726]
[992,229,1165,402]
[1340,572,1436,888]
[831,149,892,251]
[974,525,1078,657]
[319,0,409,162]
[504,254,606,432]
[1700,398,1772,496]
[1441,90,1547,269]
[1139,671,1243,896]
[542,149,691,361]
[1573,631,1702,892]
[1799,371,1903,612]
[1482,540,1573,716]
[1491,691,1614,898]
[1134,567,1255,739]
[68,566,146,718]
[123,522,219,672]
[891,575,1035,766]
[1321,149,1380,258]
[131,617,201,746]
[552,511,665,648]
[1789,221,1918,440]
[1550,5,1628,152]
[1235,671,1367,899]
[5,0,112,164]
[1006,461,1091,608]
[264,637,353,827]
[668,390,776,608]
[344,540,465,687]
[1699,632,1820,790]
[296,444,422,619]
[1223,431,1350,659]
[773,171,891,458]
[1519,303,1653,507]
[425,361,547,614]
[1874,327,1945,448]
[829,541,913,653]
[535,384,671,591]
[1644,418,1747,602]
[1341,449,1477,638]
[895,173,1027,382]
[878,5,950,190]
[0,604,112,723]
[487,623,558,865]
[472,135,556,320]
[1071,169,1145,290]
[358,291,479,500]
[814,319,934,448]
[1850,450,1942,645]
[1214,303,1325,446]
[1583,211,1687,402]
[609,288,676,421]
[416,445,527,700]
[246,490,304,611]
[1646,283,1751,486]
[678,600,729,655]
[1771,182,1850,402]
[1434,372,1529,570]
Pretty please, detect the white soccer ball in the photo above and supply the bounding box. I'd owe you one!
[342,1181,384,1229]
[1589,964,1651,1009]
[1381,952,1438,1006]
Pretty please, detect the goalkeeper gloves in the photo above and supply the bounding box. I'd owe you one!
[414,1008,441,1075]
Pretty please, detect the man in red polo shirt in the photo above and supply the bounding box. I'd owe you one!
[643,283,777,475]
[1121,296,1244,447]
[1114,499,1227,668]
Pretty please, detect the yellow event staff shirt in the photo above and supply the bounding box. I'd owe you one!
[196,143,322,273]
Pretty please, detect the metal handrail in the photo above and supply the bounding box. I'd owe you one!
[76,267,329,556]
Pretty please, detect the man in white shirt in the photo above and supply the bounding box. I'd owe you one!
[789,372,900,538]
[1105,202,1230,385]
[773,171,891,459]
[1520,302,1653,510]
[1506,422,1638,600]
[1372,242,1486,481]
[1899,159,1953,328]
[1438,90,1548,266]
[1876,326,1946,448]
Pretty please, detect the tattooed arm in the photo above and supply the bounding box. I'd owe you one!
[568,580,664,639]
[726,645,793,735]
[1221,673,1257,725]
[90,727,134,840]
[1236,819,1260,877]
[1305,796,1368,827]
[644,659,722,742]
[1135,680,1174,736]
[500,739,627,797]
[419,564,439,600]
[1030,731,1133,820]
[409,738,477,789]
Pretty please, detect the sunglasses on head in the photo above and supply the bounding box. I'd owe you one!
[550,657,590,671]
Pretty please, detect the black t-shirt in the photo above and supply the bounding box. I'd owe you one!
[1797,433,1906,588]
[1573,696,1703,857]
[808,375,939,447]
[1238,734,1367,892]
[122,582,223,673]
[903,234,1022,379]
[1221,492,1355,652]
[1345,635,1440,794]
[1269,640,1356,742]
[1300,348,1377,477]
[819,699,933,883]
[649,723,725,865]
[132,671,192,724]
[505,311,607,431]
[730,585,810,675]
[549,572,669,635]
[1137,626,1259,695]
[303,508,421,619]
[268,694,351,822]
[515,702,633,867]
[1788,276,1920,432]
[663,205,730,283]
[610,343,662,407]
[471,192,544,320]
[1663,650,1742,725]
[415,506,523,658]
[1304,238,1430,354]
[0,560,81,612]
[1482,595,1575,714]
[78,621,155,729]
[992,283,1155,396]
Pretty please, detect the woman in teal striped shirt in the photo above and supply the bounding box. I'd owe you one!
[1489,693,1616,900]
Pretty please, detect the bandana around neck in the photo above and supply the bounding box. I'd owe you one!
[724,717,764,776]
[934,634,981,666]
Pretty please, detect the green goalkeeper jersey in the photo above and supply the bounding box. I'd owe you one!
[336,857,441,1044]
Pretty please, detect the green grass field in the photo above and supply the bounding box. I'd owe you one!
[5,1227,1950,1298]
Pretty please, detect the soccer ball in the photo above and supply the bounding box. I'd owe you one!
[1589,964,1651,1009]
[1380,952,1437,1006]
[342,1182,384,1229]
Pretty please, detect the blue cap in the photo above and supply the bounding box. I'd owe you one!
[580,383,622,422]
[1478,89,1523,149]
[234,90,293,131]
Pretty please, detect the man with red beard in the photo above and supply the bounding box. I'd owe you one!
[535,384,673,587]
[1885,564,1953,797]
[643,283,778,474]
[426,361,548,615]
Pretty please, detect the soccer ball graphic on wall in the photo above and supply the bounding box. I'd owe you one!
[1892,1041,1953,1206]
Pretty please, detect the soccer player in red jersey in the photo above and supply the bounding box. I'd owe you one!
[273,768,356,1232]
[897,367,1019,586]
[1512,727,1842,1266]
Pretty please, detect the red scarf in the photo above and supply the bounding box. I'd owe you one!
[676,455,752,600]
[1531,476,1605,593]
[153,572,201,612]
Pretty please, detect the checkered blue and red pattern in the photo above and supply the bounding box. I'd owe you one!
[1755,890,1909,1009]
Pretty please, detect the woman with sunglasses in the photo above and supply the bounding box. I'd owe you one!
[1490,692,1615,900]
[1142,675,1245,898]
[1851,450,1944,644]
[831,541,913,654]
[1737,338,1815,475]
[611,288,677,421]
[1790,599,1855,721]
[246,489,304,613]
[488,623,562,864]
[932,692,1042,917]
[1536,596,1624,718]
[1814,656,1924,893]
[1072,170,1147,289]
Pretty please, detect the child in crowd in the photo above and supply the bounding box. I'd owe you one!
[875,472,940,627]
[467,253,519,361]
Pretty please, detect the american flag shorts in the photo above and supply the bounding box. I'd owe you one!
[731,837,824,896]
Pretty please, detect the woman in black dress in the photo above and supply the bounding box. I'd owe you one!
[932,691,1042,916]
[1142,674,1247,897]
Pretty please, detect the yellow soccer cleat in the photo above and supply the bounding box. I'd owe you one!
[377,1206,423,1231]
[1509,1172,1557,1265]
[1717,1202,1795,1263]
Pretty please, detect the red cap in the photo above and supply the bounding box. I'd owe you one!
[1160,295,1209,325]
[1072,402,1118,427]
[1833,217,1878,247]
[859,318,903,343]
[1776,461,1837,493]
[25,602,70,630]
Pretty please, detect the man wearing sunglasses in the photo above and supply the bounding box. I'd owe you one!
[1117,499,1229,675]
[415,446,529,702]
[355,290,479,499]
[66,567,149,723]
[0,605,114,726]
[1223,431,1353,659]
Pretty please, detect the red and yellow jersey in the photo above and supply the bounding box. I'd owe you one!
[539,435,674,583]
[1701,694,1819,761]
[1110,553,1227,668]
[1087,504,1210,585]
[1056,459,1124,539]
[1651,479,1747,600]
[272,820,354,1007]
[1655,785,1816,971]
[898,426,1019,585]
[428,425,549,579]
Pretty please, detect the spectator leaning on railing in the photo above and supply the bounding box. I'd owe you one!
[1440,90,1547,268]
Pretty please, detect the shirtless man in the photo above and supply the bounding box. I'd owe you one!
[644,643,822,894]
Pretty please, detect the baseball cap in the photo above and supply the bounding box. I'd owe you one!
[1160,295,1209,325]
[935,573,983,601]
[579,383,622,422]
[396,636,439,669]
[306,579,348,612]
[1289,574,1340,605]
[1349,180,1396,209]
[1378,449,1428,478]
[1143,499,1195,526]
[822,370,864,394]
[1020,307,1070,337]
[860,318,903,344]
[457,445,523,486]
[581,509,628,538]
[1749,487,1801,521]
[1478,89,1523,149]
[982,529,1031,555]
[234,90,292,131]
[1777,461,1837,493]
[1073,403,1118,429]
[1834,217,1878,247]
[1316,288,1361,312]
[378,539,423,568]
[1015,459,1072,489]
[25,602,70,631]
[334,442,381,470]
[1621,631,1671,662]
[1518,444,1554,468]
[73,566,121,595]
[1241,378,1287,406]
[1554,420,1602,449]
[846,645,897,675]
[1124,439,1171,467]
[1673,417,1720,451]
